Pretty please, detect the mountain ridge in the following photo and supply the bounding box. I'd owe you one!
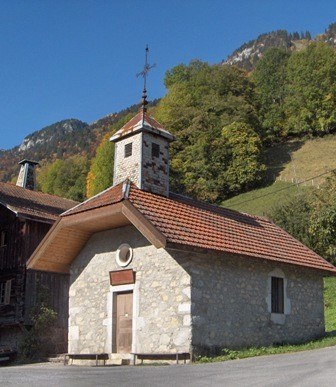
[224,23,336,71]
[0,101,157,183]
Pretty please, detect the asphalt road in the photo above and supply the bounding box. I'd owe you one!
[1,346,336,387]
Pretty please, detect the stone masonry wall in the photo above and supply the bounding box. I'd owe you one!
[69,225,325,356]
[142,132,169,196]
[167,250,325,354]
[69,226,191,355]
[113,133,142,187]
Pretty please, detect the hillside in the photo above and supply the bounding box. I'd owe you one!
[223,134,336,216]
[225,23,336,71]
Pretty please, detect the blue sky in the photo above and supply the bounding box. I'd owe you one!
[1,0,336,149]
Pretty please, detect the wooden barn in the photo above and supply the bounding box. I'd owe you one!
[0,160,77,352]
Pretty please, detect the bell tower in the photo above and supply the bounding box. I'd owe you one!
[110,46,174,196]
[110,109,174,197]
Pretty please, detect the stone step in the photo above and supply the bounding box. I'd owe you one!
[108,353,131,366]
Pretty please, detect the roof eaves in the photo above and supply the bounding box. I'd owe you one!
[110,124,174,143]
[16,212,55,224]
[0,200,18,216]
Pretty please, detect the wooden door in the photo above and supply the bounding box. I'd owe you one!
[116,292,133,353]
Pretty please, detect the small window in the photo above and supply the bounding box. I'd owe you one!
[0,230,7,247]
[271,276,284,314]
[116,244,133,267]
[151,143,160,159]
[0,279,12,305]
[124,143,133,158]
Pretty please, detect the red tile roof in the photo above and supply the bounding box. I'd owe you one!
[60,182,336,273]
[0,182,78,222]
[62,182,125,216]
[110,110,174,142]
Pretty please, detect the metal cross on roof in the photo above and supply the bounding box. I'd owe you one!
[136,44,156,112]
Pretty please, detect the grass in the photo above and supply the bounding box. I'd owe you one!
[222,181,300,216]
[222,134,336,216]
[275,135,336,187]
[324,276,336,332]
[195,335,336,363]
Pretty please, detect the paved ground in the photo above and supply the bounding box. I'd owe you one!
[1,346,336,386]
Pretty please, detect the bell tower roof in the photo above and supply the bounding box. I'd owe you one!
[110,110,174,143]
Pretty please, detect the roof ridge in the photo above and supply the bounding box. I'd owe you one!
[61,181,126,217]
[61,181,124,216]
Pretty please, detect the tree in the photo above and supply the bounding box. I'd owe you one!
[86,113,134,198]
[269,174,336,264]
[215,122,266,198]
[252,48,290,142]
[268,192,313,249]
[284,42,336,136]
[309,174,336,263]
[37,155,89,201]
[155,60,262,202]
[86,133,114,198]
[19,283,57,359]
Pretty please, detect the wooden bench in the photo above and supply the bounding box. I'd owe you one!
[64,353,109,366]
[131,352,190,365]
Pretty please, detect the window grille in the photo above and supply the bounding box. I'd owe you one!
[271,276,284,314]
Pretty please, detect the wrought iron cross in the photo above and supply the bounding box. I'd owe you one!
[137,45,156,111]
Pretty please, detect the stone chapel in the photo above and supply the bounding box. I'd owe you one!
[28,91,336,363]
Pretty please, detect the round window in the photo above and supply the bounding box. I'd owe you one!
[116,244,133,267]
